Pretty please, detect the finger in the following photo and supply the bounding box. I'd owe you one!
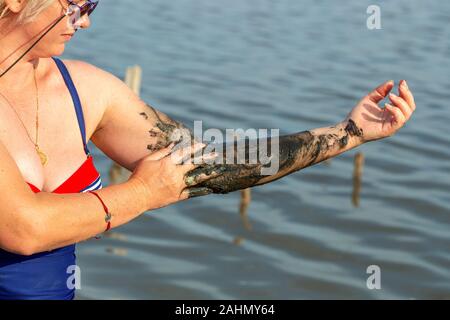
[145,142,175,161]
[398,80,416,111]
[179,150,217,165]
[368,80,395,103]
[170,142,206,164]
[192,151,219,164]
[388,93,412,119]
[184,166,225,187]
[179,190,190,201]
[184,171,223,187]
[180,187,214,199]
[182,143,215,164]
[385,103,405,126]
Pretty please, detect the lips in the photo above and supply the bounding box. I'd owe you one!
[61,33,74,41]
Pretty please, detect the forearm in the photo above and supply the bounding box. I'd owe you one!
[24,179,151,254]
[115,103,365,195]
[185,119,364,195]
[259,120,364,185]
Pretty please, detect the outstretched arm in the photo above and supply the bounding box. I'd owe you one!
[91,72,415,198]
[184,120,364,196]
[185,80,416,195]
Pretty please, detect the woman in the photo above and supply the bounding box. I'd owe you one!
[0,0,416,300]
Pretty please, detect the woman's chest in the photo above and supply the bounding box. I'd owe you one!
[0,87,97,192]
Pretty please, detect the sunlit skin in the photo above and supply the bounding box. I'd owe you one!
[0,0,415,255]
[130,79,415,198]
[0,1,416,199]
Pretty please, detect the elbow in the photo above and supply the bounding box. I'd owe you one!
[0,209,46,256]
[3,241,37,257]
[0,233,43,257]
[13,231,43,256]
[0,237,39,257]
[16,219,46,257]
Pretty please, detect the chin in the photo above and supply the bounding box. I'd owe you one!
[50,45,66,57]
[36,45,65,58]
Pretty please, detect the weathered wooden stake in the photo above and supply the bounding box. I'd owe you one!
[352,152,364,207]
[239,188,252,231]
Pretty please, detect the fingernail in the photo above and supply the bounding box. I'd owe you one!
[404,80,409,89]
[386,102,396,108]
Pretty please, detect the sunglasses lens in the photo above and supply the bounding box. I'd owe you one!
[86,2,98,16]
[75,1,96,16]
[66,1,98,29]
[91,2,99,15]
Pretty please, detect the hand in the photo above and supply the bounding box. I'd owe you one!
[128,142,218,210]
[344,80,416,142]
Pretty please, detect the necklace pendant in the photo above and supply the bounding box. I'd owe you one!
[36,146,48,166]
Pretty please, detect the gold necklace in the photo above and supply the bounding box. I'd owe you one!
[32,65,48,166]
[0,65,48,166]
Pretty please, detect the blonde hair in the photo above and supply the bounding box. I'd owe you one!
[0,0,55,25]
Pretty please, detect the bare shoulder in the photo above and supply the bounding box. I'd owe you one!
[60,59,120,90]
[53,59,127,137]
[52,59,140,136]
[60,59,134,100]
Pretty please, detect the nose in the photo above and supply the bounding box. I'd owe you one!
[78,14,91,29]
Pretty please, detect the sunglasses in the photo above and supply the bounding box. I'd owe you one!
[64,0,98,29]
[65,0,99,18]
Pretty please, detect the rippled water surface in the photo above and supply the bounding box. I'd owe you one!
[62,0,450,299]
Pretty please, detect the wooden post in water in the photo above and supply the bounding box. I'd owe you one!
[233,188,252,245]
[239,188,252,231]
[234,130,253,230]
[108,65,142,185]
[352,152,364,207]
[125,65,142,96]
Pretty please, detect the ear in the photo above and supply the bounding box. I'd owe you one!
[5,0,27,14]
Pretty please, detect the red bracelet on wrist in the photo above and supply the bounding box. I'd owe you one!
[88,191,112,234]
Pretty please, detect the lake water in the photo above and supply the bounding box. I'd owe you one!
[62,0,450,299]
